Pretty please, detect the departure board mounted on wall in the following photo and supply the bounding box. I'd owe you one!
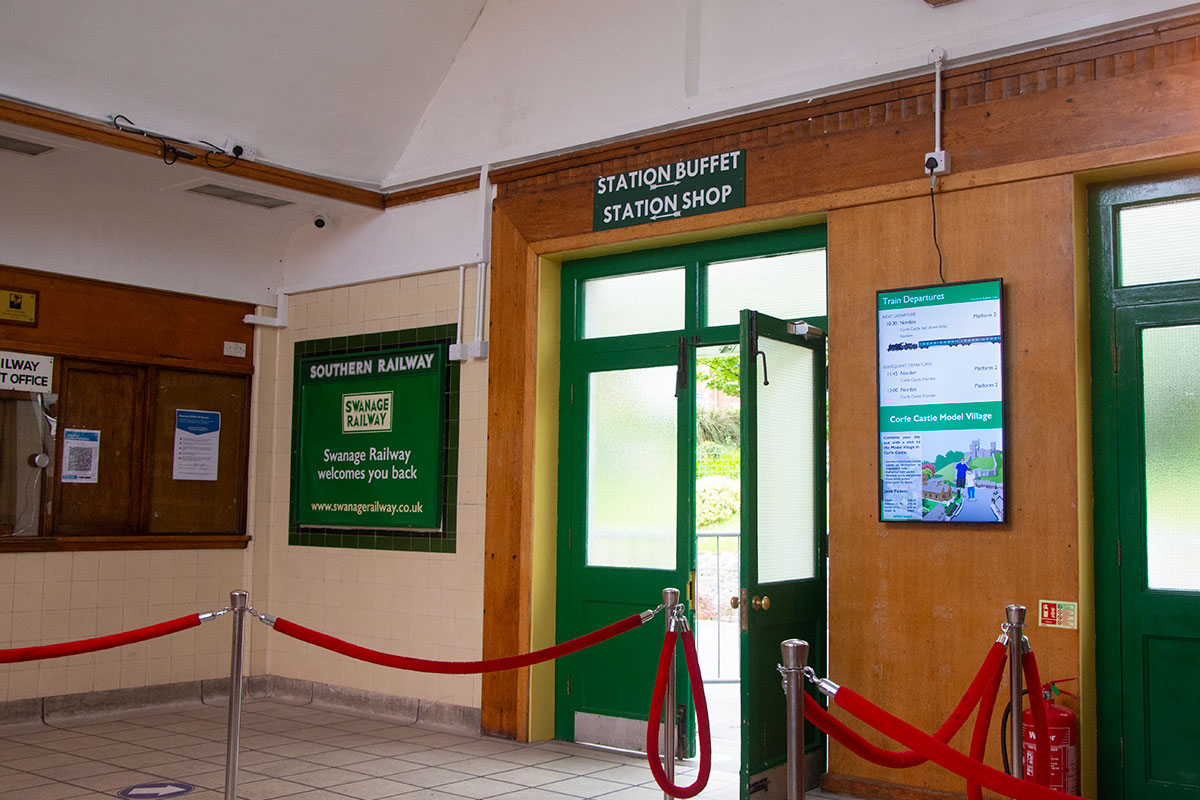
[877,279,1006,523]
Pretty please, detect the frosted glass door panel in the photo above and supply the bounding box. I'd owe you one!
[707,250,826,327]
[757,338,816,584]
[1143,324,1200,591]
[587,366,677,569]
[583,268,685,338]
[1118,198,1200,287]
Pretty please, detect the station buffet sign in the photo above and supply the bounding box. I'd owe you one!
[294,344,446,530]
[593,150,746,231]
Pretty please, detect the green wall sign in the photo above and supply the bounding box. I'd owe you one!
[593,149,746,231]
[295,343,446,530]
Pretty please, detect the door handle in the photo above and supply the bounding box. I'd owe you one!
[730,596,740,609]
[752,595,770,611]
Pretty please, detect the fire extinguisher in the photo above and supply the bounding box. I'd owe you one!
[1023,682,1080,794]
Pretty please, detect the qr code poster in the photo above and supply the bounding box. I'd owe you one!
[61,429,100,483]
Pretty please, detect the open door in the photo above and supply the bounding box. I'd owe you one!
[738,310,826,798]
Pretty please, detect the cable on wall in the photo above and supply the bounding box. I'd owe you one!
[928,159,946,285]
[111,115,241,168]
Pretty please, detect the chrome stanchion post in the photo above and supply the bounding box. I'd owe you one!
[1006,604,1026,782]
[780,639,809,800]
[662,587,680,800]
[225,590,248,800]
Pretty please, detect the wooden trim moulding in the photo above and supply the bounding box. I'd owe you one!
[6,12,1199,214]
[0,339,256,376]
[822,773,966,800]
[480,205,539,740]
[382,175,484,208]
[0,535,251,552]
[490,12,1200,191]
[524,130,1200,259]
[0,98,386,209]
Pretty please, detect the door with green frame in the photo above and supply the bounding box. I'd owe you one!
[1091,174,1200,800]
[554,227,828,799]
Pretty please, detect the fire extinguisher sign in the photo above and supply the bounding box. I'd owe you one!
[1039,600,1078,629]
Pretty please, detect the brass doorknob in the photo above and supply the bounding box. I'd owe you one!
[730,596,740,609]
[752,595,771,611]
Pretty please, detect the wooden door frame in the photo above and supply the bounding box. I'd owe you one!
[482,17,1200,746]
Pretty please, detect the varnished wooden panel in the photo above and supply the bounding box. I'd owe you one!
[497,57,1200,244]
[495,16,1200,197]
[146,369,249,534]
[53,361,147,536]
[824,177,1081,793]
[481,206,539,740]
[0,264,255,374]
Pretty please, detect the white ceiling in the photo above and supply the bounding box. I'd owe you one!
[0,0,488,188]
[4,0,1200,193]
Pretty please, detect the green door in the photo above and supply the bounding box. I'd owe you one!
[738,311,826,798]
[556,345,694,750]
[1091,176,1200,800]
[1112,301,1200,799]
[555,228,829,775]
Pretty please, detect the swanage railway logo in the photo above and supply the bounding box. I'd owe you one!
[342,391,393,433]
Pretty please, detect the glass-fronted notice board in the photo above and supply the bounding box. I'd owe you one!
[877,279,1005,523]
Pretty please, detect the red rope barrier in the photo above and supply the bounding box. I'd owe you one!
[271,613,643,674]
[966,641,1007,800]
[0,614,203,664]
[803,640,1007,769]
[1022,649,1051,786]
[645,628,711,799]
[833,687,1086,800]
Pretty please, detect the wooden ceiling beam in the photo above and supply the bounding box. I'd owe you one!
[0,98,387,209]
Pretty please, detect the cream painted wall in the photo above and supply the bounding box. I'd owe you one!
[0,266,488,711]
[0,123,484,307]
[0,549,250,702]
[247,265,489,710]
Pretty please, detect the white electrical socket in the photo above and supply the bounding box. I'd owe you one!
[223,138,256,161]
[448,343,464,361]
[223,341,247,358]
[924,150,951,175]
[468,340,489,359]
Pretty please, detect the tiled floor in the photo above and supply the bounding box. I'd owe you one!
[0,699,744,800]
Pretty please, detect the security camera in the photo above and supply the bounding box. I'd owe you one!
[313,215,327,229]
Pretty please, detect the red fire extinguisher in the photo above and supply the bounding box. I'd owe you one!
[1023,682,1080,794]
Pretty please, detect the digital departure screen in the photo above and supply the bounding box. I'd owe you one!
[877,279,1006,523]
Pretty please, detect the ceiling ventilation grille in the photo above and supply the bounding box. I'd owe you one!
[0,134,55,156]
[186,183,293,209]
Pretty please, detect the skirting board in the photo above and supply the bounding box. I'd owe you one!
[0,675,481,734]
[822,773,970,800]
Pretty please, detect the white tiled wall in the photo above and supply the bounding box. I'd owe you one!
[0,265,488,710]
[0,548,247,701]
[249,266,489,709]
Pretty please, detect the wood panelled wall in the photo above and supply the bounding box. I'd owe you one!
[0,264,255,375]
[0,265,255,551]
[481,13,1200,798]
[493,14,1200,245]
[824,177,1080,794]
